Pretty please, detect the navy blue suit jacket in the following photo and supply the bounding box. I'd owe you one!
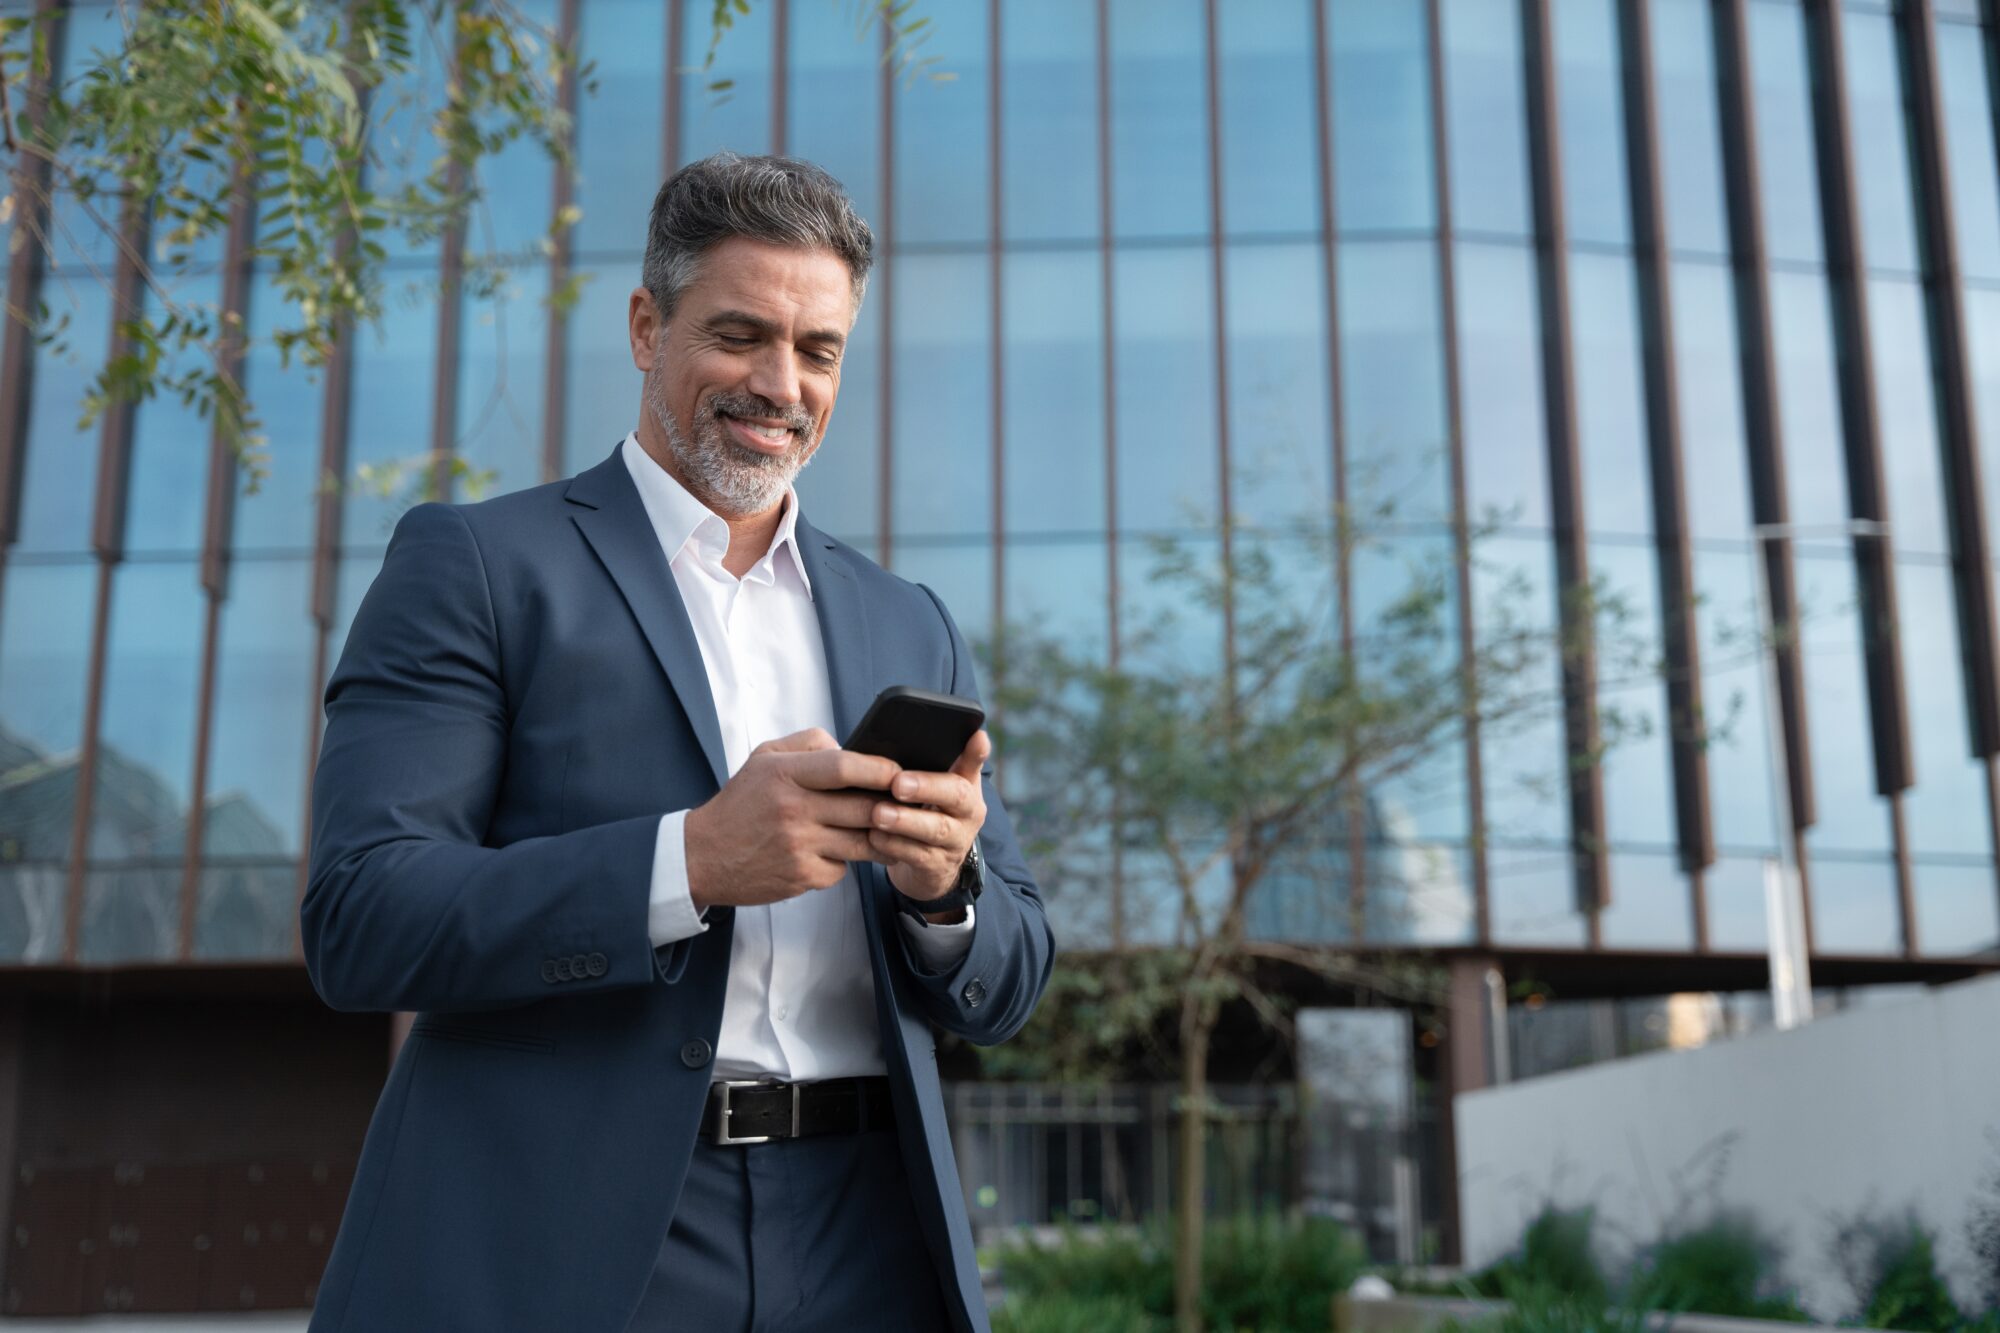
[300,446,1055,1332]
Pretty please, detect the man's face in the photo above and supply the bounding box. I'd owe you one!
[629,236,855,518]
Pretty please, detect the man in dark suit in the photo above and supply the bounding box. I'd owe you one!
[301,152,1055,1333]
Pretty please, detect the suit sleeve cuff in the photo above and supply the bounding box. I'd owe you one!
[898,903,976,973]
[647,812,710,948]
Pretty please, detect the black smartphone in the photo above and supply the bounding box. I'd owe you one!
[842,685,986,779]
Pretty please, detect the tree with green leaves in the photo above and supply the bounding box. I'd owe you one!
[986,503,1657,1333]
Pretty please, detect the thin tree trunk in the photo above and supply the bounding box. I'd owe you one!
[1175,995,1215,1333]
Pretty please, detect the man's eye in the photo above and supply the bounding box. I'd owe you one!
[806,350,840,367]
[718,333,755,346]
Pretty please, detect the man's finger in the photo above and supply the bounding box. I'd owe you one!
[949,729,991,783]
[813,828,891,868]
[789,747,901,792]
[868,828,955,877]
[756,727,839,755]
[873,801,961,848]
[801,791,884,829]
[890,768,982,817]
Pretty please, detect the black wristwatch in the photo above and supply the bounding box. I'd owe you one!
[895,841,984,924]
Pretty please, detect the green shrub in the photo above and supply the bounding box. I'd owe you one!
[994,1214,1364,1333]
[1473,1207,1609,1308]
[1863,1227,1962,1333]
[991,1292,1156,1333]
[1626,1215,1809,1322]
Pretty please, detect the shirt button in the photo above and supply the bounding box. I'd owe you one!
[774,1005,788,1021]
[680,1039,713,1069]
[962,979,987,1009]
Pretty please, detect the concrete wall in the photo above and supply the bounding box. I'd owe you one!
[1455,972,2000,1321]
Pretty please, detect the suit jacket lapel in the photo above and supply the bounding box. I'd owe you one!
[564,448,730,786]
[795,516,876,741]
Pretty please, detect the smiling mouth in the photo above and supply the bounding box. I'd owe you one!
[718,412,797,454]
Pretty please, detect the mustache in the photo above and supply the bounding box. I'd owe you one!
[702,392,815,436]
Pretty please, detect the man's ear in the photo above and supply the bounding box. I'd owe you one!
[628,287,662,372]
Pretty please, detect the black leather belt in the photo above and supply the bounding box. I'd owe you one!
[700,1076,895,1145]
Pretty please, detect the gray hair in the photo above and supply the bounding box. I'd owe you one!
[642,152,875,323]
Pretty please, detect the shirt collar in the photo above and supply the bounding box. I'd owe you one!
[619,432,813,596]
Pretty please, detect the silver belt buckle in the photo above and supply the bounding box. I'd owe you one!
[713,1079,801,1146]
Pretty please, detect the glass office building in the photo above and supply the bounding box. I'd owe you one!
[2,0,1999,1312]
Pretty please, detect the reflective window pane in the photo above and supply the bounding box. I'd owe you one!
[1003,252,1105,538]
[236,275,326,554]
[1651,0,1730,259]
[1339,241,1450,524]
[1110,0,1209,241]
[1001,0,1099,244]
[456,265,551,499]
[1353,531,1469,846]
[1748,1,1825,268]
[795,294,882,549]
[1935,20,2000,284]
[679,0,774,166]
[564,263,642,479]
[1227,243,1332,525]
[1004,540,1109,660]
[897,539,992,649]
[1218,0,1318,237]
[1570,253,1651,538]
[1553,0,1632,249]
[1894,559,1992,860]
[787,0,884,228]
[891,255,991,542]
[1868,277,1949,556]
[1810,854,1902,955]
[1458,243,1550,526]
[1839,8,1921,276]
[1443,0,1533,238]
[1911,858,2000,957]
[343,295,441,546]
[573,0,666,255]
[1331,0,1436,234]
[14,290,109,556]
[1114,248,1219,533]
[1768,270,1850,526]
[893,4,989,246]
[467,0,559,261]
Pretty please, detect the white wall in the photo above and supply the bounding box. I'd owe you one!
[1456,972,2000,1320]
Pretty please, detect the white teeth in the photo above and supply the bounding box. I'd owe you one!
[728,416,790,441]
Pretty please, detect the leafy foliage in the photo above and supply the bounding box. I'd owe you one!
[993,1215,1365,1333]
[1625,1215,1808,1322]
[1861,1227,1963,1333]
[1471,1207,1610,1310]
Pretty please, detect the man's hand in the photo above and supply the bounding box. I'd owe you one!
[873,730,991,923]
[683,728,901,911]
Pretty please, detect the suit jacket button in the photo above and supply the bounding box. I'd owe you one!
[540,960,559,985]
[570,953,590,978]
[961,979,987,1009]
[586,952,608,978]
[554,956,573,982]
[680,1039,712,1069]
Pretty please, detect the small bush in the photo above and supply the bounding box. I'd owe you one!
[1473,1207,1609,1308]
[995,1224,1170,1315]
[991,1292,1155,1333]
[1626,1215,1809,1322]
[1863,1227,1962,1333]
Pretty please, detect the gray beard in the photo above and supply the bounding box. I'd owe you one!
[644,369,815,518]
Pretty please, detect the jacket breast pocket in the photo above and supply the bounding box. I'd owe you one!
[409,1016,555,1054]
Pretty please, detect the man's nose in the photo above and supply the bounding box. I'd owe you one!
[743,345,802,415]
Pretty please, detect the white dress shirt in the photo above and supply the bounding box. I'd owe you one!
[623,435,975,1082]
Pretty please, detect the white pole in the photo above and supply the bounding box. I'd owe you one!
[1750,530,1814,1029]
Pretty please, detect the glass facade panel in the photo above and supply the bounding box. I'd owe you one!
[786,0,884,228]
[236,276,327,554]
[1113,248,1219,534]
[467,0,560,261]
[1768,270,1851,526]
[1226,243,1332,526]
[572,0,665,256]
[679,0,774,166]
[1000,0,1099,245]
[1935,20,2000,285]
[14,291,109,556]
[565,263,642,477]
[1893,560,1991,859]
[1442,0,1533,240]
[1004,541,1109,660]
[1458,243,1550,526]
[1705,857,1771,953]
[1552,0,1633,250]
[1747,0,1826,268]
[1330,0,1436,235]
[1838,7,1921,277]
[891,254,991,543]
[1810,854,1903,955]
[893,4,989,247]
[796,296,881,548]
[1338,241,1450,523]
[1109,0,1208,242]
[456,266,550,498]
[1911,858,2000,957]
[1217,0,1318,238]
[1651,0,1730,260]
[1970,288,2000,558]
[1002,251,1105,538]
[343,295,440,547]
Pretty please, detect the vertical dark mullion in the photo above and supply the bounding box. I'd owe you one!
[1519,0,1608,930]
[1803,0,1919,954]
[1202,0,1236,665]
[178,162,258,960]
[1620,0,1712,950]
[1903,0,2000,765]
[771,0,789,156]
[62,191,151,963]
[0,0,65,561]
[1097,0,1124,949]
[1312,0,1366,936]
[430,19,471,503]
[1427,0,1493,946]
[877,19,895,569]
[542,0,580,485]
[989,0,1005,678]
[1713,0,1820,953]
[665,0,684,178]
